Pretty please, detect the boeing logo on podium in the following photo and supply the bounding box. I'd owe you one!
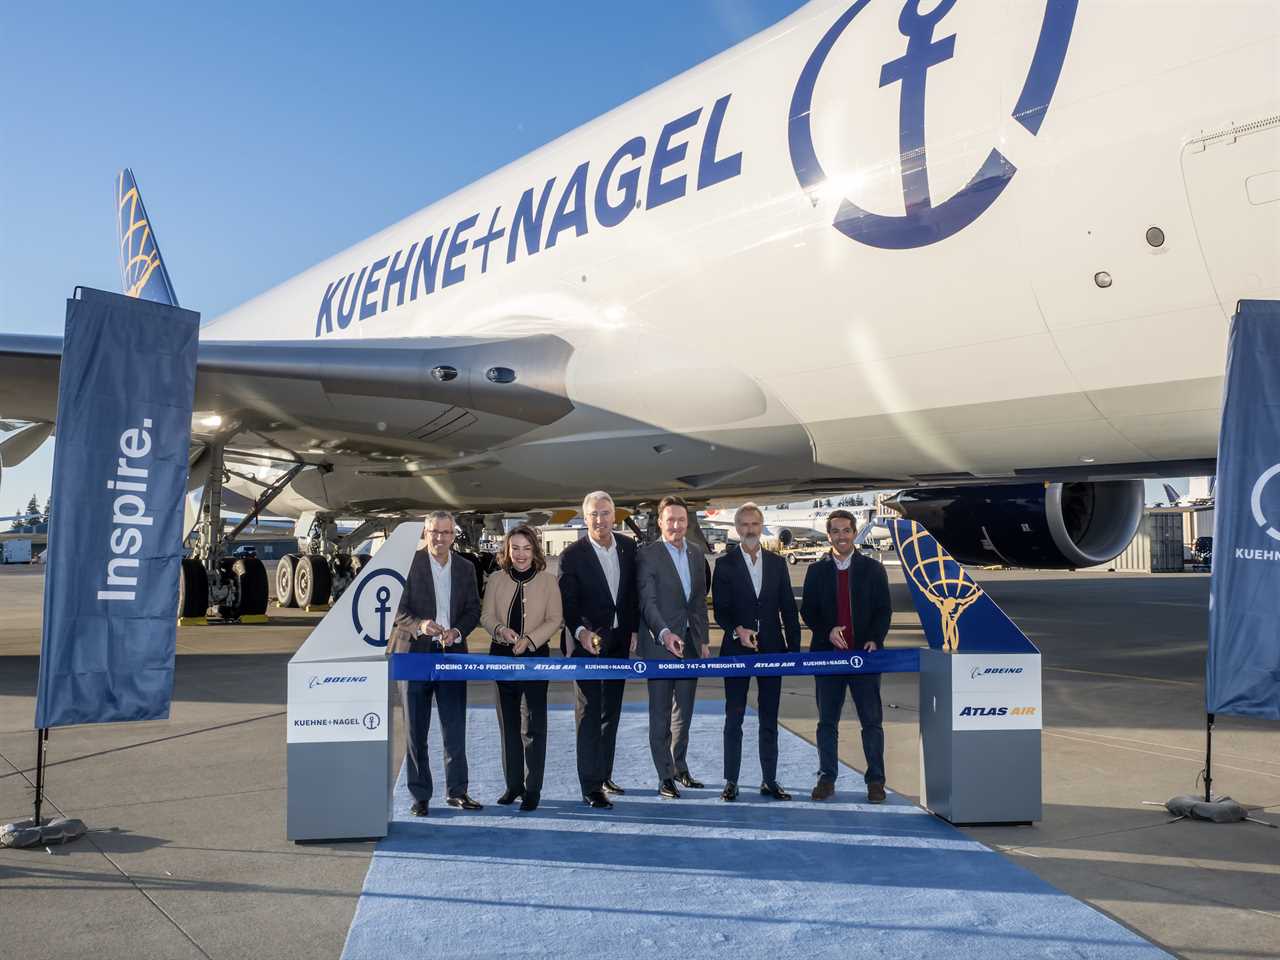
[351,568,408,647]
[788,0,1078,249]
[308,674,368,689]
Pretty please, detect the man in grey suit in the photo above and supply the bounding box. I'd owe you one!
[637,495,710,798]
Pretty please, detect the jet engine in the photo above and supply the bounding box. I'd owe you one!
[887,480,1145,569]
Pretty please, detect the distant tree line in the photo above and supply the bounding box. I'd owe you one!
[9,493,50,532]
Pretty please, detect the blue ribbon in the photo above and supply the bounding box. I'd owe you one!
[390,648,920,682]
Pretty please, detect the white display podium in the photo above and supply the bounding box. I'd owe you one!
[284,523,422,842]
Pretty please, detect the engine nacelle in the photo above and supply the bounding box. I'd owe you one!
[888,480,1145,569]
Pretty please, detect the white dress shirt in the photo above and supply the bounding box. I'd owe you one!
[578,535,621,637]
[742,546,764,597]
[429,552,452,632]
[833,549,854,572]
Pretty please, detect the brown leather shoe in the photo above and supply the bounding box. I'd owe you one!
[867,781,886,804]
[811,779,834,801]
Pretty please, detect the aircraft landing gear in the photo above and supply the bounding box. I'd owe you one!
[291,554,332,610]
[273,514,383,610]
[180,442,302,623]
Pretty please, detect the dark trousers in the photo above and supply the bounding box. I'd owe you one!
[647,677,697,781]
[815,674,884,785]
[574,678,626,794]
[398,679,468,802]
[723,675,782,785]
[495,680,549,795]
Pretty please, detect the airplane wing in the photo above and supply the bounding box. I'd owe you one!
[0,169,577,508]
[0,328,574,469]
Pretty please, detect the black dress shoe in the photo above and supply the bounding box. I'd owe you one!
[658,778,681,799]
[602,779,626,795]
[675,772,703,789]
[519,792,540,812]
[446,794,484,811]
[583,790,614,809]
[721,782,738,802]
[497,788,524,806]
[409,800,429,817]
[760,781,792,801]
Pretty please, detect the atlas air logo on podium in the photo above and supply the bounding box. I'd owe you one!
[889,518,1038,656]
[893,520,984,652]
[789,0,1078,249]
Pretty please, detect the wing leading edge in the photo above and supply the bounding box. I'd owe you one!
[0,326,575,465]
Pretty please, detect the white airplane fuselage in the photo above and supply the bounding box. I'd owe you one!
[202,0,1280,515]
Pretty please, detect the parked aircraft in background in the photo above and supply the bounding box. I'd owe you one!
[0,1,1275,617]
[703,503,877,546]
[1159,479,1215,511]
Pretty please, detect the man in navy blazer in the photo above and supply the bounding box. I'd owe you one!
[558,490,639,809]
[711,502,800,802]
[390,511,483,815]
[800,510,892,803]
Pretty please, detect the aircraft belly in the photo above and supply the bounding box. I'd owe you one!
[804,379,1216,480]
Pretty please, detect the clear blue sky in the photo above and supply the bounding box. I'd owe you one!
[0,1,807,517]
[0,2,1188,519]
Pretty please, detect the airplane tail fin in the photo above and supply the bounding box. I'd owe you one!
[890,518,1037,653]
[115,168,179,306]
[1162,482,1181,505]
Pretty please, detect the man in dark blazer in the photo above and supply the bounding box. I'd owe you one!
[800,509,892,803]
[637,495,709,798]
[711,502,801,802]
[390,511,483,815]
[558,490,639,810]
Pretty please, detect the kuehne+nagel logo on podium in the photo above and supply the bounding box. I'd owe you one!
[351,568,408,647]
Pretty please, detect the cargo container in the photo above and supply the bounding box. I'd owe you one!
[2,539,33,564]
[1109,511,1185,573]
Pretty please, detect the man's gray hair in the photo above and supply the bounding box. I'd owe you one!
[733,501,764,525]
[424,510,455,528]
[581,490,615,516]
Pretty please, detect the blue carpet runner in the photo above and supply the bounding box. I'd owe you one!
[342,701,1166,958]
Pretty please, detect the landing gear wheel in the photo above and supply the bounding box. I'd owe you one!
[234,558,269,616]
[295,555,332,608]
[178,559,208,619]
[276,554,299,607]
[787,554,797,565]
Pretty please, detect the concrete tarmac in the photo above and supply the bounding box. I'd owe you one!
[1,562,1277,960]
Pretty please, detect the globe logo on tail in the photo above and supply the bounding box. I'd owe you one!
[892,520,983,652]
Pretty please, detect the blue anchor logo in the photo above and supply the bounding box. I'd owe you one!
[789,0,1078,249]
[351,568,408,647]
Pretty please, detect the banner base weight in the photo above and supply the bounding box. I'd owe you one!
[1,816,87,849]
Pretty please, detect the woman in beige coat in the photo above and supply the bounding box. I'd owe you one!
[481,523,563,811]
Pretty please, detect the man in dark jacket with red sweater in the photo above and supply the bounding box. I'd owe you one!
[800,510,892,802]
